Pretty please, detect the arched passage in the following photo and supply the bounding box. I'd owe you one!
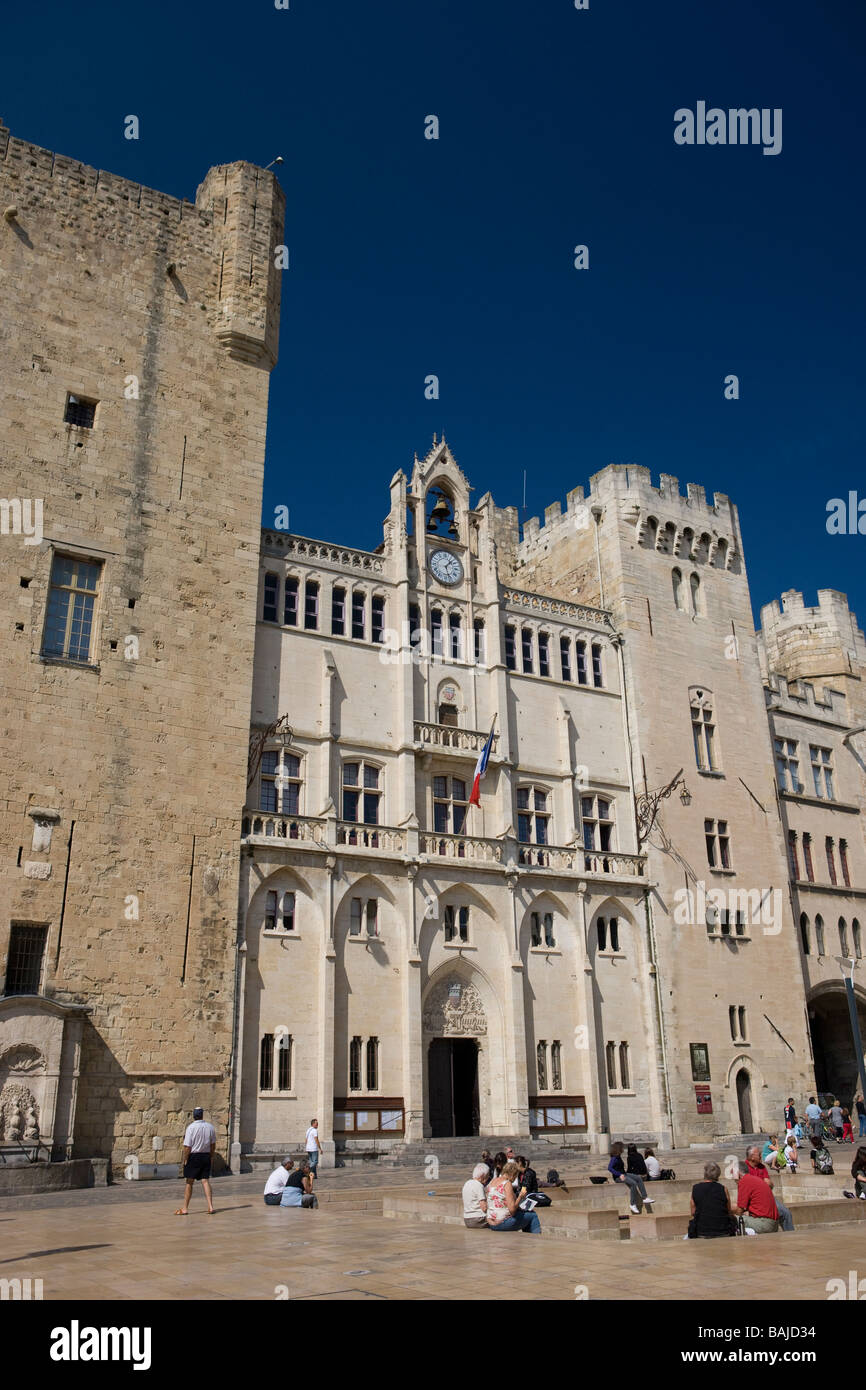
[808,984,866,1102]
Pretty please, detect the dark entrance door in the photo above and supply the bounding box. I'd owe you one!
[736,1068,753,1134]
[428,1038,479,1137]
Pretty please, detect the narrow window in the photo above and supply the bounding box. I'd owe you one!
[840,840,851,888]
[284,576,298,627]
[530,912,541,947]
[42,554,102,663]
[259,751,278,812]
[349,1037,362,1090]
[853,919,862,959]
[815,914,825,955]
[609,917,619,952]
[591,644,603,687]
[839,917,849,957]
[282,891,296,932]
[259,1034,274,1090]
[672,567,685,611]
[576,640,588,685]
[263,573,279,622]
[543,912,555,947]
[738,1006,747,1041]
[366,1037,379,1090]
[431,609,443,657]
[597,918,607,952]
[705,818,717,867]
[277,1033,292,1090]
[280,753,301,815]
[64,392,97,428]
[504,624,516,671]
[366,899,378,937]
[810,745,834,800]
[4,923,48,996]
[618,1042,630,1090]
[537,1041,548,1090]
[690,572,702,616]
[787,830,799,880]
[304,580,319,630]
[718,820,730,869]
[826,837,837,886]
[444,905,455,942]
[351,590,366,640]
[551,1041,562,1091]
[803,833,814,882]
[538,632,550,677]
[449,612,462,659]
[560,636,572,682]
[349,898,362,936]
[605,1041,617,1090]
[331,586,346,636]
[521,628,534,674]
[458,906,469,943]
[473,618,485,664]
[409,604,421,642]
[371,595,385,644]
[800,913,810,955]
[774,738,799,793]
[264,890,278,932]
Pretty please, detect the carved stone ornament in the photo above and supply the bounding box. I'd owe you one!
[0,1043,45,1075]
[422,976,487,1036]
[0,1083,39,1142]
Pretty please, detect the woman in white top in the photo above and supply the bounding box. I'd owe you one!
[462,1163,490,1228]
[644,1148,662,1180]
[783,1136,798,1172]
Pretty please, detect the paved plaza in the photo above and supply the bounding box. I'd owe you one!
[0,1167,862,1302]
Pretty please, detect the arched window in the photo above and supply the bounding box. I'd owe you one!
[640,516,658,549]
[473,619,485,664]
[605,1041,617,1090]
[839,917,849,956]
[815,914,825,956]
[449,611,462,660]
[349,1037,362,1090]
[341,762,381,826]
[799,912,810,955]
[259,750,302,816]
[672,567,685,611]
[693,533,711,564]
[366,1037,379,1090]
[537,1041,548,1089]
[690,572,702,616]
[551,1041,562,1090]
[658,521,677,555]
[713,538,729,570]
[854,919,862,959]
[277,1033,292,1090]
[597,918,607,951]
[678,527,694,560]
[425,485,458,539]
[609,917,619,952]
[619,1042,630,1090]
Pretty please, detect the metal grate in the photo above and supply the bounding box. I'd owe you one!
[4,923,47,995]
[64,394,96,428]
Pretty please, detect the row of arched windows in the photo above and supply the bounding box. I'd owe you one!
[639,517,737,571]
[800,912,862,959]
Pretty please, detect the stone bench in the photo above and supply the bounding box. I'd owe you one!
[382,1192,621,1240]
[628,1199,866,1241]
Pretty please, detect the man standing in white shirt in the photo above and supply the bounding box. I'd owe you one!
[264,1157,295,1206]
[176,1106,217,1216]
[305,1118,322,1180]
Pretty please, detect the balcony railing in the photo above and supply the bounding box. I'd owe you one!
[414,722,497,754]
[518,844,578,871]
[336,821,406,853]
[420,831,504,862]
[581,850,646,878]
[241,812,328,844]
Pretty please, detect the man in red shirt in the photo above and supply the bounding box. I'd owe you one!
[743,1144,795,1231]
[735,1166,779,1233]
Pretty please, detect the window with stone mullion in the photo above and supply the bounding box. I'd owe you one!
[433,775,468,834]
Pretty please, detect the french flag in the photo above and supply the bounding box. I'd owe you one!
[469,720,496,807]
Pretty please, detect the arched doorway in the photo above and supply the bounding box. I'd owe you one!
[736,1068,753,1134]
[809,986,866,1101]
[422,974,487,1137]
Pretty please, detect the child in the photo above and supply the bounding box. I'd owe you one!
[793,1120,807,1146]
[842,1108,854,1143]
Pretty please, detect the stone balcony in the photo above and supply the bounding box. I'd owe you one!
[241,812,647,884]
[413,722,497,755]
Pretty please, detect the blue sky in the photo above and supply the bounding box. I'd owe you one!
[3,0,864,626]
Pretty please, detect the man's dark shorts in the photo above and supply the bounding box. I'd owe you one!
[184,1153,212,1181]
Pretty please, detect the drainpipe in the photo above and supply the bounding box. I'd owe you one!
[226,854,249,1169]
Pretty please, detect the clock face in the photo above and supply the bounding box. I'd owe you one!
[429,549,464,586]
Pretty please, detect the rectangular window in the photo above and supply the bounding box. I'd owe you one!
[521,629,534,674]
[705,818,731,869]
[774,737,800,793]
[803,834,814,882]
[281,754,301,815]
[366,899,378,937]
[64,393,97,428]
[591,644,603,688]
[530,913,541,947]
[431,609,443,657]
[582,796,614,853]
[259,1034,273,1091]
[366,1037,379,1090]
[560,636,572,682]
[264,890,278,932]
[4,923,47,996]
[473,619,485,664]
[810,745,834,800]
[282,891,296,932]
[42,554,101,663]
[349,1037,362,1090]
[304,580,319,630]
[352,590,366,640]
[504,624,516,671]
[331,586,346,636]
[277,1034,292,1090]
[259,750,278,813]
[263,573,279,623]
[689,1043,711,1082]
[538,633,550,677]
[826,837,837,886]
[409,604,421,643]
[284,576,298,626]
[371,596,385,644]
[576,640,588,685]
[349,898,362,936]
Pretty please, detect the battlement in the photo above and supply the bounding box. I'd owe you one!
[763,672,848,723]
[757,590,866,704]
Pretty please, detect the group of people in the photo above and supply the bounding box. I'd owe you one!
[262,1119,325,1209]
[462,1147,563,1232]
[786,1094,865,1144]
[689,1146,796,1237]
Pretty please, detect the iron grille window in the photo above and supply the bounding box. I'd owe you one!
[366,1037,379,1090]
[259,1034,274,1090]
[349,1037,362,1091]
[64,393,96,428]
[42,554,101,663]
[551,1041,562,1090]
[4,923,47,996]
[537,1041,547,1090]
[277,1034,292,1090]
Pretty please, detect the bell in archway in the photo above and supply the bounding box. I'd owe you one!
[427,491,450,530]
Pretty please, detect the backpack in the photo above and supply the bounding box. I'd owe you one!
[815,1148,834,1175]
[546,1168,560,1185]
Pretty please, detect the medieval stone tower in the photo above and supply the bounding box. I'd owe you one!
[0,122,283,1166]
[495,466,815,1142]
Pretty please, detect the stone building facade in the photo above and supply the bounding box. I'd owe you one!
[0,123,284,1166]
